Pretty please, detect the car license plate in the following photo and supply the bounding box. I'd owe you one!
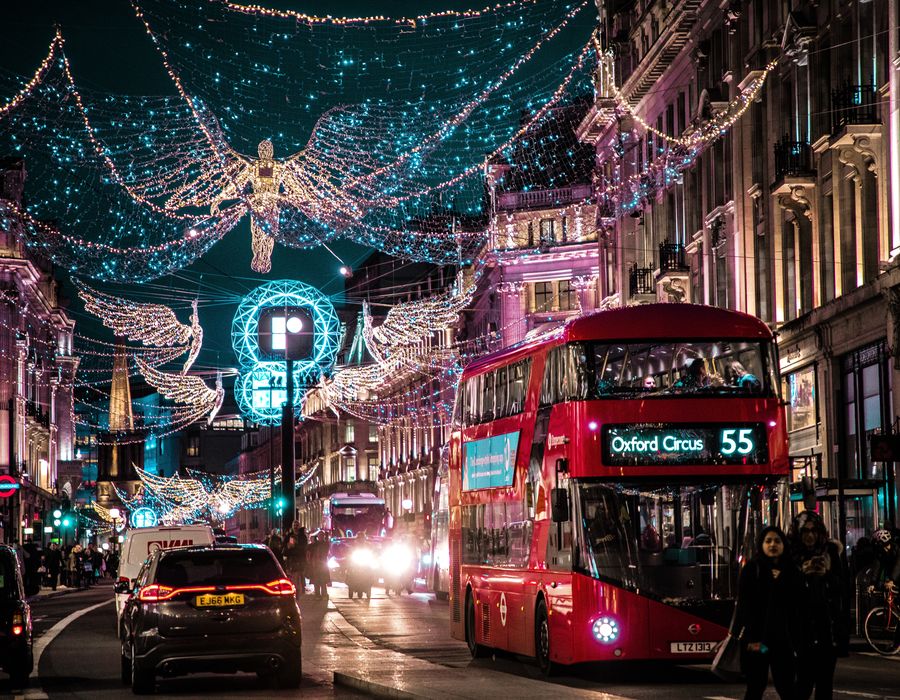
[670,641,715,654]
[196,593,245,607]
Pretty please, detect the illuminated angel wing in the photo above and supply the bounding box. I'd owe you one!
[77,279,204,373]
[135,358,224,426]
[76,279,192,348]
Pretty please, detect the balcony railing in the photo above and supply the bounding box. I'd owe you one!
[658,240,688,272]
[496,184,592,211]
[774,139,813,182]
[629,263,654,297]
[831,84,879,134]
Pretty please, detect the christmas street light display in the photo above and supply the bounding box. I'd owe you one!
[231,279,341,425]
[75,279,204,374]
[135,356,225,427]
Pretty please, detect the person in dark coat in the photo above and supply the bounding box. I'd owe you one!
[788,511,849,700]
[730,526,801,700]
[45,542,63,591]
[308,533,331,598]
[265,528,284,565]
[283,522,308,594]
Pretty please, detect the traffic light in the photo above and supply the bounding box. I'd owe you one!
[274,496,287,517]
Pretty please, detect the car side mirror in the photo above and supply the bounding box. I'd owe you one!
[551,488,569,523]
[113,580,131,595]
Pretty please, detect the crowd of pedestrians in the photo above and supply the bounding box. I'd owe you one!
[15,539,119,595]
[264,521,331,598]
[730,511,900,700]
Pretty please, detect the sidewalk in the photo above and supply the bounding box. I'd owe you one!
[27,579,112,603]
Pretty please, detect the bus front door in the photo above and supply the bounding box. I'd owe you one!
[544,511,574,664]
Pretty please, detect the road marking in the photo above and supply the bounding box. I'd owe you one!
[858,651,900,662]
[703,696,740,700]
[30,598,113,678]
[835,691,900,699]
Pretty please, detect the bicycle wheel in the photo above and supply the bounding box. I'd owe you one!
[864,606,900,655]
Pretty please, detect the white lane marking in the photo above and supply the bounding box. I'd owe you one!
[835,691,900,699]
[703,696,740,700]
[858,651,900,662]
[30,598,114,678]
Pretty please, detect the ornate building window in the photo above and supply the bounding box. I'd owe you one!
[558,280,577,311]
[539,219,554,246]
[534,282,553,312]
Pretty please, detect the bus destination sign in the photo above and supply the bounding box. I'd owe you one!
[463,431,519,491]
[602,423,768,466]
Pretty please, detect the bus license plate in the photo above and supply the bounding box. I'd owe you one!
[670,641,715,654]
[196,593,245,607]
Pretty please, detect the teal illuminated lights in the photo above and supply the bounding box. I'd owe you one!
[592,616,619,644]
[232,280,340,425]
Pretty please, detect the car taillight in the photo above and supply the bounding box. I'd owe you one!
[11,611,23,636]
[138,584,176,602]
[262,578,296,596]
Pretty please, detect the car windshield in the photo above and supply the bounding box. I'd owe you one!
[578,340,776,398]
[155,549,282,587]
[573,480,780,625]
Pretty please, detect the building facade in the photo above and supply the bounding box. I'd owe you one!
[579,0,900,537]
[0,158,78,544]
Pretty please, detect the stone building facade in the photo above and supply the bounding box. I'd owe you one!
[0,158,77,544]
[579,0,900,537]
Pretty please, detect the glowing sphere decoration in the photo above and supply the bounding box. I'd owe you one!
[130,507,159,529]
[232,280,340,425]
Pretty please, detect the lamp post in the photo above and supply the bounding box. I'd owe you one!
[109,508,121,552]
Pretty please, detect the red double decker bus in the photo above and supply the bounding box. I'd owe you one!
[448,304,789,671]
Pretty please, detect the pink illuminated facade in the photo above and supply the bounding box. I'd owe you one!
[0,158,77,543]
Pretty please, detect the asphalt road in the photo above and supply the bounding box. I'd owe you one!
[6,581,900,699]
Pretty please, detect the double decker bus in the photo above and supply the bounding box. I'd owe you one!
[448,305,789,672]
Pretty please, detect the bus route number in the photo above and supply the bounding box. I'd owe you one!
[720,428,755,456]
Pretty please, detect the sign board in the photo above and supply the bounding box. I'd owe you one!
[870,435,900,462]
[602,423,769,466]
[0,475,19,498]
[462,431,519,491]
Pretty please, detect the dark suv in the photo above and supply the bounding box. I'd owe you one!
[118,544,301,694]
[0,545,33,688]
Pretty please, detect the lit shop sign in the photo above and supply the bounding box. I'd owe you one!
[602,424,768,466]
[0,475,20,498]
[463,431,519,491]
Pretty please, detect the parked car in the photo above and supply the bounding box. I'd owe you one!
[0,545,33,688]
[118,543,301,694]
[115,525,214,630]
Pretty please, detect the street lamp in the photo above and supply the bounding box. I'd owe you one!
[108,508,122,552]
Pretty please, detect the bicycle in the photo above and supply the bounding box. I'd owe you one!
[864,587,900,655]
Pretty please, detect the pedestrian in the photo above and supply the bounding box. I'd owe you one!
[308,532,331,598]
[68,544,83,589]
[107,548,119,579]
[265,528,284,565]
[21,537,41,597]
[45,542,63,591]
[788,511,849,700]
[284,522,308,594]
[90,545,103,583]
[730,526,800,700]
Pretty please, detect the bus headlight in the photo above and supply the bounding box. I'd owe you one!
[327,556,339,570]
[592,616,619,644]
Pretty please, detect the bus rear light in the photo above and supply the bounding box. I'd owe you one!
[592,615,619,643]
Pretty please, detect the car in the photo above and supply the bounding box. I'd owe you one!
[0,545,33,688]
[118,543,301,694]
[116,525,214,630]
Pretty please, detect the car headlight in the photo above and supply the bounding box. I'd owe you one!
[382,545,414,572]
[350,548,375,567]
[592,615,619,644]
[327,556,339,570]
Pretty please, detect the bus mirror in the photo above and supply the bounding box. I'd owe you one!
[551,488,569,523]
[700,489,716,506]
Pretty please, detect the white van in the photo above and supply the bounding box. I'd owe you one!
[115,525,214,624]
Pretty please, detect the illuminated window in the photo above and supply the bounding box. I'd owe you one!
[186,435,201,458]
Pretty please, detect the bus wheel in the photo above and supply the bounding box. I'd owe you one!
[465,591,488,658]
[535,598,556,676]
